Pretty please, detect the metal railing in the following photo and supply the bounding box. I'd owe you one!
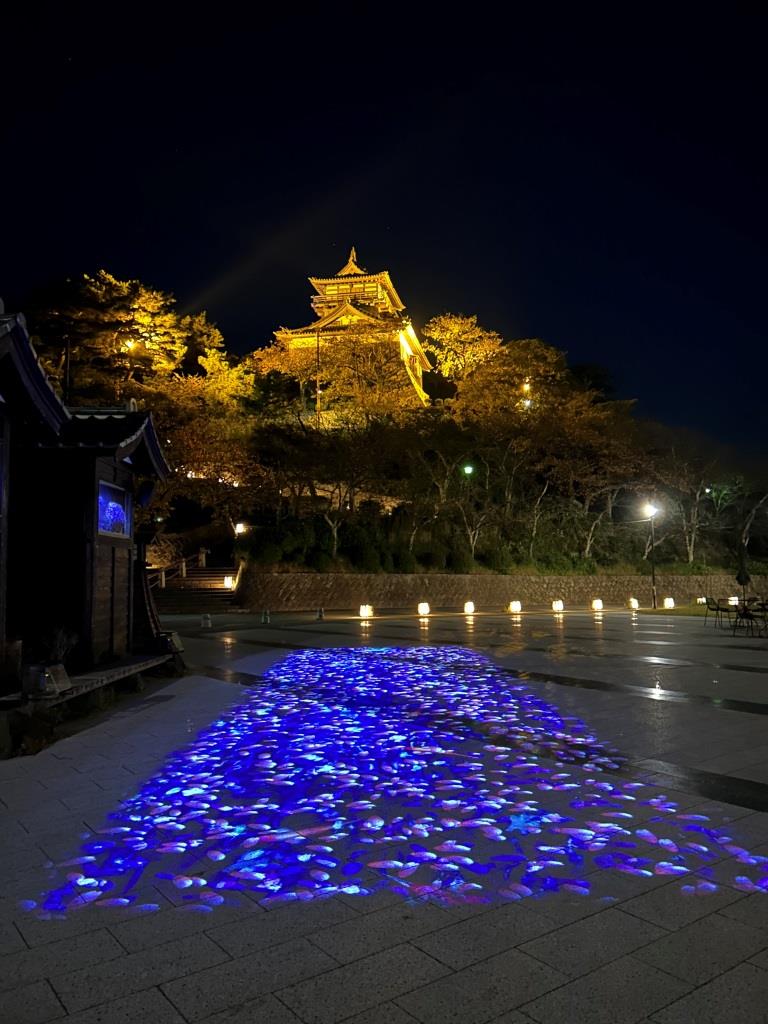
[147,549,207,590]
[146,552,244,592]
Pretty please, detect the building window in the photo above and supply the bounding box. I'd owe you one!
[98,482,131,536]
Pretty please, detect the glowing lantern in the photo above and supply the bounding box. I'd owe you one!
[508,600,522,613]
[552,599,564,612]
[696,596,707,604]
[663,597,675,609]
[591,599,603,611]
[728,596,739,606]
[359,604,373,619]
[464,601,475,615]
[223,575,235,590]
[234,522,247,535]
[629,597,639,610]
[417,602,430,616]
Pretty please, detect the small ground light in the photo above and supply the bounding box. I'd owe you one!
[552,599,564,612]
[663,597,675,609]
[234,522,247,535]
[464,601,475,614]
[591,599,603,611]
[728,596,739,606]
[509,600,522,613]
[359,604,373,619]
[417,602,430,616]
[223,575,235,590]
[629,597,639,610]
[696,596,707,604]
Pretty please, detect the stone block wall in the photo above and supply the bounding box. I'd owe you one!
[238,570,766,612]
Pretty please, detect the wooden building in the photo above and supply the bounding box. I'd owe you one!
[0,311,170,684]
[275,248,431,405]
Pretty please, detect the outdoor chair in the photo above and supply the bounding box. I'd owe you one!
[712,598,735,629]
[704,597,722,627]
[733,604,763,637]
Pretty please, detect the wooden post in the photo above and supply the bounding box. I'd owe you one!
[159,569,166,589]
[199,547,207,568]
[181,558,187,578]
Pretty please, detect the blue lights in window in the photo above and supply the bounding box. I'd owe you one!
[98,481,129,536]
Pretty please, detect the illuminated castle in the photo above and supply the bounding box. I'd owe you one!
[275,248,430,405]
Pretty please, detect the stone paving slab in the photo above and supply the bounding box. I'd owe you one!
[107,898,261,953]
[162,937,336,1021]
[278,943,451,1024]
[649,961,768,1023]
[0,928,125,994]
[518,907,667,977]
[395,947,566,1024]
[51,933,229,1013]
[411,902,554,969]
[521,954,692,1023]
[1,979,65,1023]
[341,1005,423,1024]
[49,988,186,1024]
[309,900,453,963]
[196,994,303,1023]
[633,911,768,985]
[206,897,358,957]
[619,879,746,930]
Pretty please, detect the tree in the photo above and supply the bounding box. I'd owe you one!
[453,337,569,422]
[253,324,422,423]
[28,271,218,403]
[149,348,264,531]
[422,313,503,383]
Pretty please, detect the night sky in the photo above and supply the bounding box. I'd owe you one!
[5,17,767,447]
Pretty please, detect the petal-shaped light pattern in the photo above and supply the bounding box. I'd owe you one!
[30,647,768,917]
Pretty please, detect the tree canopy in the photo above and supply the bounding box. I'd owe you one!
[26,269,768,573]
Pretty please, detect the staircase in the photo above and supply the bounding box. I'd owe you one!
[151,566,239,616]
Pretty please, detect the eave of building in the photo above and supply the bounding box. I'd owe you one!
[0,313,70,436]
[308,270,406,311]
[276,301,394,339]
[400,321,432,371]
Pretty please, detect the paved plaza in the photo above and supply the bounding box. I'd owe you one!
[1,610,767,1024]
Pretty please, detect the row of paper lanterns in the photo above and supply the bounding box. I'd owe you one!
[357,596,691,619]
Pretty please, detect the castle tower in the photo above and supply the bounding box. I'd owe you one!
[275,248,430,405]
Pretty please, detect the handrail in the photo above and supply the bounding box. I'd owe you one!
[147,550,206,589]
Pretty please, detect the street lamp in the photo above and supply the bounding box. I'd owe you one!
[642,503,660,609]
[463,465,474,476]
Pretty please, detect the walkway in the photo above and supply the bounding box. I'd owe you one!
[0,611,766,1023]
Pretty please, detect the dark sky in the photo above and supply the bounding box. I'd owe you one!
[5,15,767,445]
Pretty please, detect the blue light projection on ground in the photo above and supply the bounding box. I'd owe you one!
[28,647,768,917]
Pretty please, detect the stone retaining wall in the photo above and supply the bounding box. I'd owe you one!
[238,570,765,612]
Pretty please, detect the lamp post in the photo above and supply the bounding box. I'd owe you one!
[643,503,660,609]
[315,327,321,430]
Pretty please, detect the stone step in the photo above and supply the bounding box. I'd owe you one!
[153,590,237,613]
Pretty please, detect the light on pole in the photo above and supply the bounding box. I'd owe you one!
[463,465,474,476]
[643,503,660,609]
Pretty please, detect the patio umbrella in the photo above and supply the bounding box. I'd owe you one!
[736,545,751,603]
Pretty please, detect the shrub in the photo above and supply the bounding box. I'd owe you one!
[393,547,418,573]
[307,549,333,572]
[447,547,475,573]
[417,543,448,571]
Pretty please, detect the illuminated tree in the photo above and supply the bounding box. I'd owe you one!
[422,313,503,382]
[28,271,218,402]
[453,337,569,421]
[253,324,421,423]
